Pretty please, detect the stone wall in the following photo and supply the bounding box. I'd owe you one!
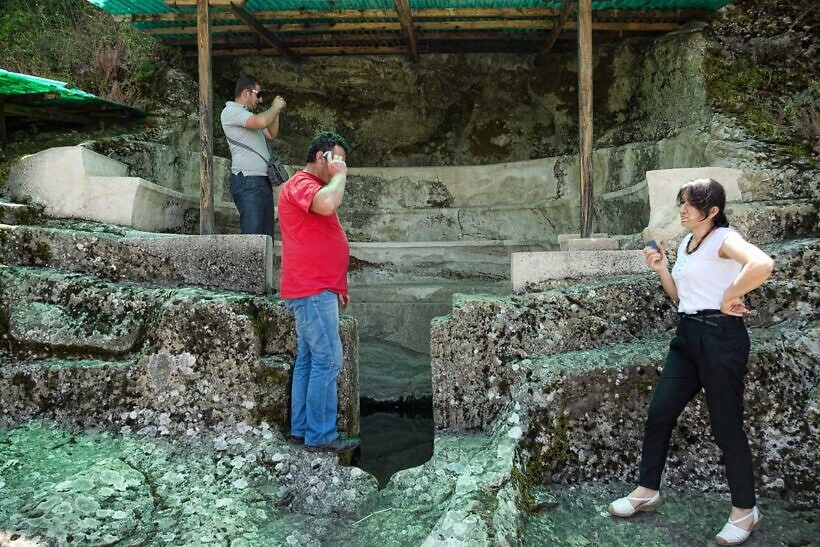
[431,238,817,431]
[212,29,711,167]
[0,266,359,437]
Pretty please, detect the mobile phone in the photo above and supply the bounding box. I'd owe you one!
[645,239,659,250]
[323,150,333,161]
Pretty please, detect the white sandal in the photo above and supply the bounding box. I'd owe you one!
[715,506,762,545]
[608,491,661,517]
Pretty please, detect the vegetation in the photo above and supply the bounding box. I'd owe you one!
[0,0,179,107]
[705,0,819,164]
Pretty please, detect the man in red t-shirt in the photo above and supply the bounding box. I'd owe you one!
[277,131,359,453]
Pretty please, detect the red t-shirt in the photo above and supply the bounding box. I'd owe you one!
[277,171,349,299]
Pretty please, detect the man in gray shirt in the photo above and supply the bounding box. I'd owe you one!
[221,75,287,238]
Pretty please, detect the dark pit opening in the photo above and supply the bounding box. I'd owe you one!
[354,337,435,486]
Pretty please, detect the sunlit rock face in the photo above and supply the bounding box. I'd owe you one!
[0,266,359,438]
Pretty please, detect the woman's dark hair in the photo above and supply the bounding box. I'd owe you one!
[234,75,259,99]
[305,131,351,163]
[676,177,730,228]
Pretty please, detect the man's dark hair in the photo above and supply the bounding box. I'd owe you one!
[305,131,351,163]
[234,75,259,99]
[676,177,730,228]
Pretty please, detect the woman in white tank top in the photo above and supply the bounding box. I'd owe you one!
[608,178,775,546]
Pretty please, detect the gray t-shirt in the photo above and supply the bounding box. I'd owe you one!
[220,101,269,177]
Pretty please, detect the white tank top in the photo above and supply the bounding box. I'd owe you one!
[671,227,743,314]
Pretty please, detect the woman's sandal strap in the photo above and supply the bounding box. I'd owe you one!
[728,510,756,525]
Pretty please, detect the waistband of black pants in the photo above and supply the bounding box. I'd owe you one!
[678,309,732,327]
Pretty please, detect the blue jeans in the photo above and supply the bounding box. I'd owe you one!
[230,173,274,238]
[285,290,344,446]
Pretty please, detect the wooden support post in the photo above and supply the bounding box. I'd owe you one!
[393,0,419,62]
[197,0,215,235]
[536,1,574,66]
[229,2,300,62]
[577,0,594,239]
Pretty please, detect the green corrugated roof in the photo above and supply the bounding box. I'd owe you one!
[88,0,732,16]
[0,69,147,116]
[86,0,731,56]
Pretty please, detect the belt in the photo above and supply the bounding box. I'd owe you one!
[678,310,726,327]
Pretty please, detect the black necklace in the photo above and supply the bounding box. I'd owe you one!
[686,225,717,254]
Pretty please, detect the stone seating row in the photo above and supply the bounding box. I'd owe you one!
[0,265,359,437]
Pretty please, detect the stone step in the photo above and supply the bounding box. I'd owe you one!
[0,199,42,225]
[431,237,819,430]
[338,185,646,245]
[0,265,358,436]
[347,240,543,281]
[0,222,273,294]
[729,199,819,245]
[514,321,819,503]
[5,146,239,234]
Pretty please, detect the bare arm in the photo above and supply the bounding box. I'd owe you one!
[718,232,775,316]
[310,157,348,216]
[245,96,286,131]
[645,244,679,302]
[262,113,279,141]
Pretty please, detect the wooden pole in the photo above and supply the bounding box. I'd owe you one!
[577,0,594,238]
[393,0,419,62]
[536,1,574,66]
[229,2,300,62]
[197,0,215,235]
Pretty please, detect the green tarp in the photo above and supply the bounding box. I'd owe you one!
[0,68,146,117]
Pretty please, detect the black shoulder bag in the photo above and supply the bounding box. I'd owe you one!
[225,135,290,186]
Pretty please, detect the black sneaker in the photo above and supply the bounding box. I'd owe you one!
[306,437,360,453]
[288,435,305,445]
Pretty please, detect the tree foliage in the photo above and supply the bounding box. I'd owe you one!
[0,0,179,107]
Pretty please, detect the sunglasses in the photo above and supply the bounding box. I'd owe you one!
[250,89,265,97]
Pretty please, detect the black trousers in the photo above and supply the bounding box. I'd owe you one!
[638,310,756,508]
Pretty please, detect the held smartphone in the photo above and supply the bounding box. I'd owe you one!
[645,239,659,250]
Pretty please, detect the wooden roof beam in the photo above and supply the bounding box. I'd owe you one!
[135,7,709,24]
[228,2,299,62]
[136,7,565,23]
[536,1,574,66]
[148,20,681,37]
[164,30,574,48]
[393,0,419,62]
[204,46,409,57]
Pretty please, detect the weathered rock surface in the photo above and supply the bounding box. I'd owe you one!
[339,419,526,547]
[0,199,42,226]
[224,30,712,167]
[0,266,358,437]
[519,322,818,501]
[0,421,378,546]
[523,482,818,546]
[0,222,273,295]
[359,338,431,405]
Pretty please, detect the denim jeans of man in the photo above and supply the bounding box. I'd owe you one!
[285,290,344,446]
[230,172,274,238]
